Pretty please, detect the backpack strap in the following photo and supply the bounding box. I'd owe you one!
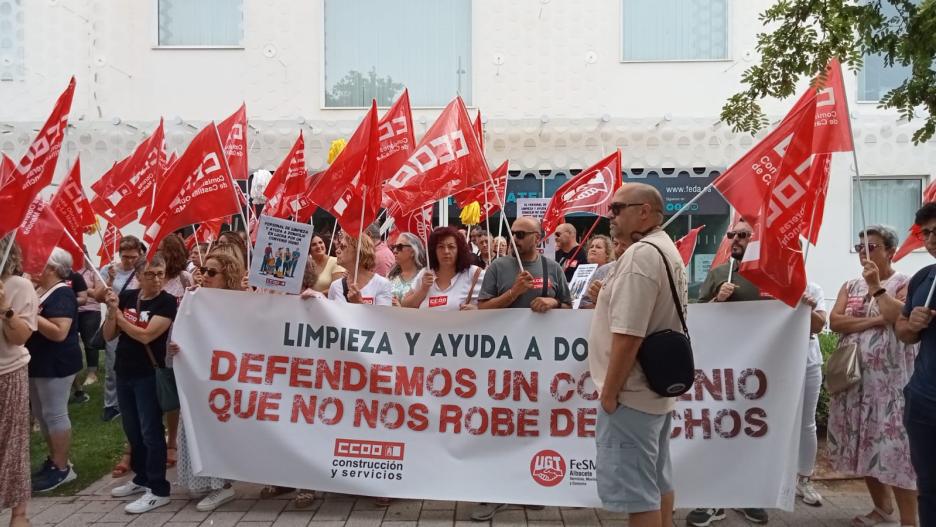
[637,241,689,338]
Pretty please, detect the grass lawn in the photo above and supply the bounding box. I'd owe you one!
[30,371,126,497]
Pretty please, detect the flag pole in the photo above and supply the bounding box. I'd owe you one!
[485,166,522,266]
[563,215,601,271]
[727,257,734,284]
[328,220,338,256]
[60,228,107,285]
[483,187,492,265]
[833,60,871,259]
[213,123,252,266]
[925,275,936,308]
[353,186,368,285]
[0,231,17,275]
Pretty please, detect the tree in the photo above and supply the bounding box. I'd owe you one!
[326,67,404,107]
[721,0,936,144]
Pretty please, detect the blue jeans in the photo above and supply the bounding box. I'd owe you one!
[117,375,169,497]
[904,388,935,527]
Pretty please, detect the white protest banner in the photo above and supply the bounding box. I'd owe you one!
[173,293,806,510]
[568,263,598,309]
[517,197,556,257]
[248,215,313,294]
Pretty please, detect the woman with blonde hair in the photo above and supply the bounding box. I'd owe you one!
[327,234,392,305]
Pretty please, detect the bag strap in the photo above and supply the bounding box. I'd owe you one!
[341,277,350,301]
[540,256,549,297]
[465,266,483,305]
[136,295,160,369]
[118,269,137,296]
[637,241,689,337]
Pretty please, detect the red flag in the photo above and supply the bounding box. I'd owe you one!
[0,77,75,237]
[675,225,706,267]
[383,97,490,214]
[91,120,166,223]
[49,158,95,269]
[473,111,484,153]
[789,58,854,154]
[296,100,381,234]
[218,103,248,181]
[261,132,307,219]
[454,161,508,221]
[800,152,831,245]
[0,154,14,188]
[711,212,741,269]
[376,89,415,183]
[143,123,241,257]
[893,181,936,261]
[17,198,65,276]
[737,100,817,307]
[184,217,224,251]
[542,151,622,238]
[97,221,122,268]
[390,205,434,243]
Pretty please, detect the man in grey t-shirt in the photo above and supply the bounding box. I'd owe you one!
[478,216,571,310]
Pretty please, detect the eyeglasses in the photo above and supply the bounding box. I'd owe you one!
[198,267,220,278]
[142,271,165,280]
[609,202,646,217]
[854,243,881,253]
[726,231,752,240]
[511,231,539,240]
[390,244,411,253]
[919,228,936,241]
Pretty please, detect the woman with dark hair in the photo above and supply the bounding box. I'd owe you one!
[388,232,426,306]
[170,251,244,511]
[103,254,177,514]
[402,226,483,311]
[309,234,345,293]
[828,225,918,527]
[0,238,39,525]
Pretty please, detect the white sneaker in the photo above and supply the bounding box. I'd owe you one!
[124,492,170,514]
[195,487,235,512]
[796,476,823,506]
[111,482,148,498]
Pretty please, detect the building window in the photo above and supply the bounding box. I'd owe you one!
[324,0,471,108]
[157,0,244,47]
[0,0,24,81]
[852,177,923,246]
[620,0,728,62]
[856,0,915,102]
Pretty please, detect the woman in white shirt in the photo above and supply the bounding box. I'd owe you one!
[402,226,483,311]
[327,233,392,306]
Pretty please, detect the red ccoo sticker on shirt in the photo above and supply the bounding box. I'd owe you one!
[428,296,448,308]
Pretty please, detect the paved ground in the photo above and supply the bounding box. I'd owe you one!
[1,472,878,527]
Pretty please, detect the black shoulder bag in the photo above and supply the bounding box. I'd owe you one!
[635,241,695,397]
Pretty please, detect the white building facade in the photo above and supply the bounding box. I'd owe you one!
[2,0,934,300]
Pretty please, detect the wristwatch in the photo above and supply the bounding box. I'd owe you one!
[872,288,887,298]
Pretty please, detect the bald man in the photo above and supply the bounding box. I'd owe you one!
[588,183,687,527]
[555,223,588,281]
[477,216,571,312]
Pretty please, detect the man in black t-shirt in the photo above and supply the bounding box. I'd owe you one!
[554,223,588,282]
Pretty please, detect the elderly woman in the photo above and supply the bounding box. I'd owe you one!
[327,234,392,306]
[27,248,83,492]
[828,225,918,527]
[171,252,243,511]
[586,235,613,266]
[388,232,427,306]
[104,254,177,514]
[402,226,483,311]
[309,234,345,293]
[0,239,39,526]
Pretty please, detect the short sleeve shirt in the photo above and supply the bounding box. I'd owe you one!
[328,274,393,306]
[114,289,177,379]
[588,230,688,415]
[26,285,83,378]
[902,264,936,403]
[556,246,589,282]
[415,266,484,311]
[805,282,827,367]
[478,254,572,308]
[0,275,39,375]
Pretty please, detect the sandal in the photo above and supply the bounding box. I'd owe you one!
[166,447,177,468]
[111,453,131,478]
[294,490,316,509]
[852,507,898,527]
[259,485,293,499]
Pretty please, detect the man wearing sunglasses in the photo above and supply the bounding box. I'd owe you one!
[477,217,571,313]
[589,183,687,527]
[697,219,766,304]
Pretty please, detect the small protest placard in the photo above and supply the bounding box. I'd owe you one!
[568,263,598,309]
[248,215,313,294]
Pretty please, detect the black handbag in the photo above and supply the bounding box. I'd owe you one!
[136,296,180,412]
[635,241,695,397]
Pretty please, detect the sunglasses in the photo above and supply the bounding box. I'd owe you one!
[608,202,646,217]
[511,230,539,240]
[390,244,411,253]
[726,231,751,240]
[854,243,881,253]
[198,267,221,278]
